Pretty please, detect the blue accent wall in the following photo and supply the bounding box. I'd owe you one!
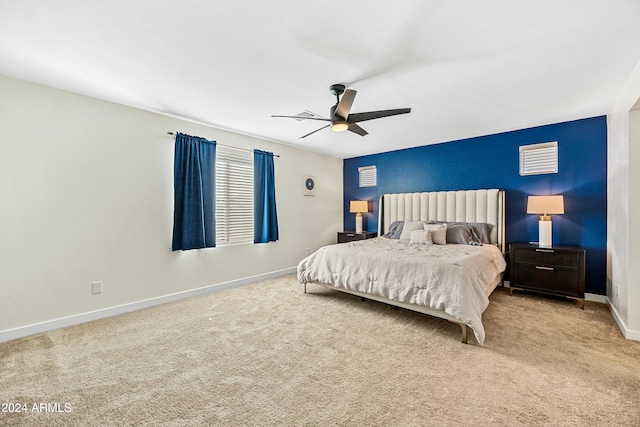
[343,116,607,295]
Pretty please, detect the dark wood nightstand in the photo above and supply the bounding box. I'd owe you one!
[337,231,377,243]
[509,243,586,309]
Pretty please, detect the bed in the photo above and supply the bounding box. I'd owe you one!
[297,189,506,345]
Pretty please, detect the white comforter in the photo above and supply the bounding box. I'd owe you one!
[297,238,506,345]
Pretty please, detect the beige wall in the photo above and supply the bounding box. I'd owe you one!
[607,58,640,340]
[629,109,640,335]
[0,75,343,337]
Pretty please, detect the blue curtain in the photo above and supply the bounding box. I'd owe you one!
[172,133,216,251]
[254,149,279,243]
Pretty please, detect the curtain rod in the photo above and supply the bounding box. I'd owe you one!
[167,132,280,157]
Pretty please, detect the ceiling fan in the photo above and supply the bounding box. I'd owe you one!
[271,83,411,138]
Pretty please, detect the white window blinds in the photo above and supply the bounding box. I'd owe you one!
[519,141,558,176]
[215,146,254,245]
[358,166,377,187]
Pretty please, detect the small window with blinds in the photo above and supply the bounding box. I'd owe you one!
[519,141,558,176]
[359,165,377,187]
[215,146,254,245]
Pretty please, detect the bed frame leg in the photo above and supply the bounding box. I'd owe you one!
[303,282,307,294]
[459,323,468,344]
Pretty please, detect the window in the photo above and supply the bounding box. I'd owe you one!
[215,145,254,245]
[519,141,558,176]
[358,165,377,187]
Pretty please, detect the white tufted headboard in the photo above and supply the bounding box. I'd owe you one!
[378,189,506,252]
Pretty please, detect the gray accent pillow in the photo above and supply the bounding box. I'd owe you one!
[466,222,492,244]
[428,221,492,244]
[383,221,404,239]
[446,224,483,245]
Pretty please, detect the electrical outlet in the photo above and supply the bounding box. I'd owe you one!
[92,281,103,295]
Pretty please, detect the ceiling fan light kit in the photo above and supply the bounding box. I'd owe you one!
[331,120,349,132]
[272,83,411,139]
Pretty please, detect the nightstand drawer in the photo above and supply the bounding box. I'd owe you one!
[511,264,581,296]
[512,247,580,268]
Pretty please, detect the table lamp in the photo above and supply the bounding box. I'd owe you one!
[349,200,369,234]
[527,195,564,247]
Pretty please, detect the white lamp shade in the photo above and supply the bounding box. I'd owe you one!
[527,195,564,215]
[349,200,369,214]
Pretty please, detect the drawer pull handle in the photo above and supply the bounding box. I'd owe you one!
[346,234,355,237]
[535,249,554,253]
[536,266,554,271]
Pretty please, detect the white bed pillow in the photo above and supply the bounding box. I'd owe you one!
[423,223,447,245]
[399,220,425,241]
[410,229,432,245]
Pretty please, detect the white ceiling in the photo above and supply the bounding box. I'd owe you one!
[1,1,640,159]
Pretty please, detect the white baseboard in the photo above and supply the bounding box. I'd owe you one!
[607,297,640,342]
[0,267,296,344]
[585,293,608,304]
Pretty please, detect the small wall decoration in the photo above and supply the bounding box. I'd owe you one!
[303,176,315,196]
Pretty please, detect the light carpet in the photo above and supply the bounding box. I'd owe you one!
[1,274,639,426]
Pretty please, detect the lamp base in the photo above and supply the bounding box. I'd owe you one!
[538,219,552,247]
[355,215,363,234]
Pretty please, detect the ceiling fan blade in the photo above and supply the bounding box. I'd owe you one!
[347,108,411,123]
[300,110,326,120]
[335,89,357,119]
[300,124,330,139]
[348,123,368,137]
[271,114,330,122]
